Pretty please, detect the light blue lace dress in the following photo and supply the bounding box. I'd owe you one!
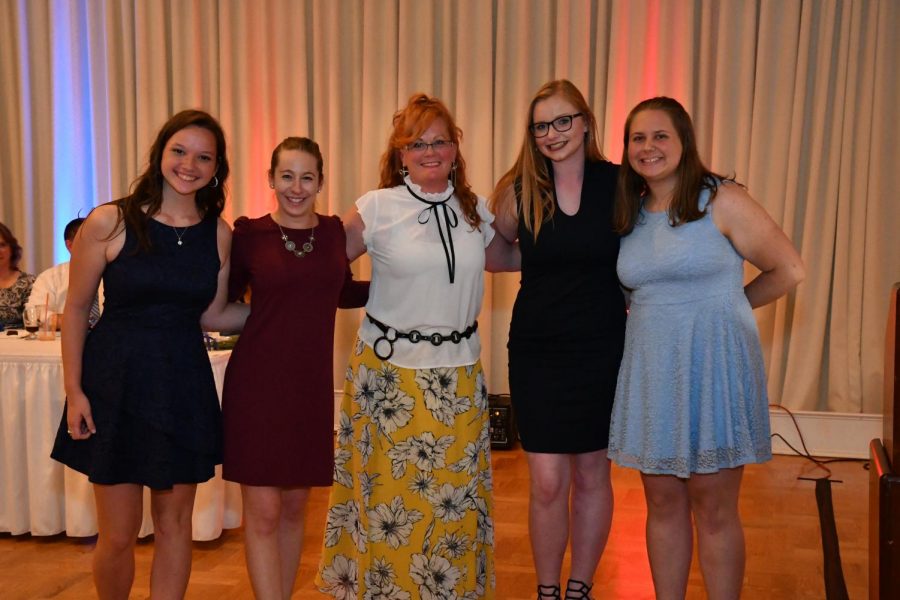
[608,187,772,478]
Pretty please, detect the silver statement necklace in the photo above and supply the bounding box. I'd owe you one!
[277,223,315,258]
[172,226,187,246]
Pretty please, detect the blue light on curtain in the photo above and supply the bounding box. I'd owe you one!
[51,0,95,263]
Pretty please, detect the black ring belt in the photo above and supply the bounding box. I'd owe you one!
[367,313,478,361]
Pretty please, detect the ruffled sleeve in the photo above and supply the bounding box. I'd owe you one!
[476,196,496,248]
[355,191,379,249]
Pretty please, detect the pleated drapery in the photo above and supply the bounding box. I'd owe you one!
[1,0,898,414]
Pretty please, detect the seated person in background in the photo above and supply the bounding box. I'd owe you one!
[0,221,35,328]
[28,217,103,327]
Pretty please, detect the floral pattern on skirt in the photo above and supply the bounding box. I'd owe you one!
[317,338,495,599]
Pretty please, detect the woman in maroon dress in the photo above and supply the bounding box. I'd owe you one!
[221,137,368,598]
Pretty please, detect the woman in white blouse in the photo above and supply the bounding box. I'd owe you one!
[316,93,517,600]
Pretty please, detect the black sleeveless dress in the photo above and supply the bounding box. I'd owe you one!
[51,215,222,489]
[508,160,626,453]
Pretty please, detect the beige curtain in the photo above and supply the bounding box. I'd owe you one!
[1,0,897,413]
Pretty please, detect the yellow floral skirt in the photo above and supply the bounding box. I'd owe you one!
[316,338,495,599]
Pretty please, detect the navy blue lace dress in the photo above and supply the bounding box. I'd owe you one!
[51,215,222,489]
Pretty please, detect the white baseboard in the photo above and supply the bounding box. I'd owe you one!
[769,407,882,459]
[334,393,881,460]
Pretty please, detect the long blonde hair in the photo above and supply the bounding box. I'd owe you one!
[491,80,605,240]
[378,93,481,228]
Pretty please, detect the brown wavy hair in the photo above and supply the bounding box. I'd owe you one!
[113,109,229,252]
[378,93,481,229]
[491,80,605,241]
[0,222,23,270]
[614,97,733,234]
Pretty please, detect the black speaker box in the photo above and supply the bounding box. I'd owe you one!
[488,394,517,449]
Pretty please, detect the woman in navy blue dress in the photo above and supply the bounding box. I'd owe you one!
[51,110,248,599]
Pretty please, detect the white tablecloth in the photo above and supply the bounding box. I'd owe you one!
[0,334,242,540]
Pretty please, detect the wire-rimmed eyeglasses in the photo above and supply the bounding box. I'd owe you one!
[530,113,584,138]
[405,139,455,153]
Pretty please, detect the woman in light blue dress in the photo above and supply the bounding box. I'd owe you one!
[608,97,804,600]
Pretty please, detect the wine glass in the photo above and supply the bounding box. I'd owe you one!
[22,306,40,340]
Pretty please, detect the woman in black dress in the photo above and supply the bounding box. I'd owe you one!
[51,110,248,599]
[491,80,625,600]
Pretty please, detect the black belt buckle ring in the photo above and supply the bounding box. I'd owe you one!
[373,336,394,360]
[373,326,398,360]
[366,312,476,358]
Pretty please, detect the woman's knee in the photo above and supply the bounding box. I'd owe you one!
[642,475,689,517]
[571,458,611,494]
[151,508,193,539]
[689,494,740,534]
[98,527,139,554]
[245,509,281,536]
[530,470,569,505]
[280,489,310,525]
[94,483,142,552]
[242,489,284,535]
[687,470,743,533]
[150,491,196,539]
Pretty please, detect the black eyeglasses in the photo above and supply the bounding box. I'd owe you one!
[405,139,455,153]
[530,113,584,138]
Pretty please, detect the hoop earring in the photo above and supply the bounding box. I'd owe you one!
[209,176,219,188]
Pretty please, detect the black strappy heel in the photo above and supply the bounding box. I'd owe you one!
[537,583,561,599]
[564,578,593,599]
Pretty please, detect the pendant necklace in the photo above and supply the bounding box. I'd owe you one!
[172,226,187,246]
[277,223,315,258]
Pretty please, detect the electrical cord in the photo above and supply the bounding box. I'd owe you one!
[768,403,869,479]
